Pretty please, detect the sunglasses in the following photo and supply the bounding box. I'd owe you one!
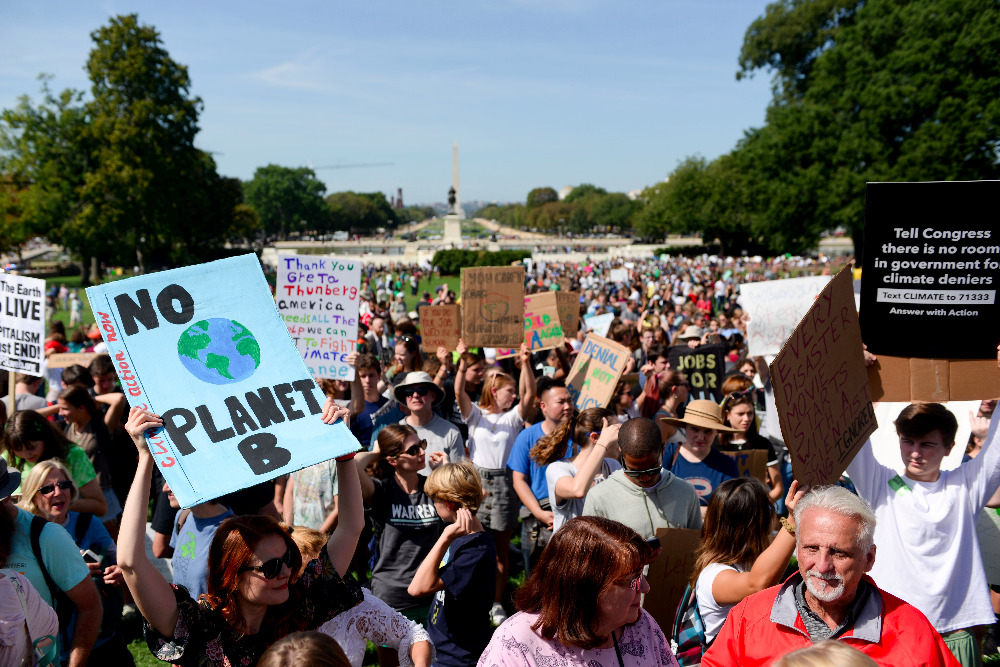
[39,480,74,496]
[620,456,663,478]
[723,388,755,404]
[394,440,427,457]
[241,548,293,579]
[402,387,431,399]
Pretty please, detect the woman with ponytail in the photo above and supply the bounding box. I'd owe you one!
[541,408,623,532]
[453,338,535,625]
[354,424,443,650]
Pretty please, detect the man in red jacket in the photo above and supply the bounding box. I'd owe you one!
[703,485,959,667]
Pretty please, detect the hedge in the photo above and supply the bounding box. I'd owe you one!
[431,249,532,275]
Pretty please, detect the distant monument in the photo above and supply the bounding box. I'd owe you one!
[443,142,464,245]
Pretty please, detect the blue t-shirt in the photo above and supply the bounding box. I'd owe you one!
[370,402,405,450]
[664,443,739,506]
[352,396,389,450]
[170,507,234,600]
[63,512,117,563]
[428,531,497,667]
[506,422,572,502]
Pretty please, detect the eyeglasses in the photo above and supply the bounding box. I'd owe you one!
[39,480,74,496]
[622,571,646,590]
[402,387,431,399]
[723,388,755,405]
[241,548,293,579]
[398,440,427,457]
[620,456,663,478]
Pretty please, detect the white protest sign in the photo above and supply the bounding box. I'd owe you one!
[584,313,614,337]
[276,254,361,380]
[739,276,831,356]
[609,268,629,283]
[0,274,46,376]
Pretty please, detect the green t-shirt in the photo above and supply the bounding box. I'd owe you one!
[4,445,98,494]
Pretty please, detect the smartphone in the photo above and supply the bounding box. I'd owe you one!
[646,537,661,550]
[82,549,103,564]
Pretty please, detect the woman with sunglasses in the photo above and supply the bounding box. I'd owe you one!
[454,339,535,623]
[481,516,678,666]
[18,459,134,664]
[2,409,108,517]
[117,406,364,667]
[355,423,443,665]
[717,374,783,503]
[539,407,622,533]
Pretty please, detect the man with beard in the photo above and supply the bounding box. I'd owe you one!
[0,464,101,667]
[703,486,958,667]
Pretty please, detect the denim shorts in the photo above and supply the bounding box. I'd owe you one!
[476,467,519,532]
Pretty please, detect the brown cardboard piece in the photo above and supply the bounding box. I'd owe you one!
[556,291,580,338]
[642,527,701,633]
[420,305,462,354]
[566,334,631,410]
[867,356,1000,402]
[769,265,878,487]
[524,291,564,352]
[46,353,97,369]
[460,266,525,347]
[721,449,769,483]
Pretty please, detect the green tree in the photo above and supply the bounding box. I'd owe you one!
[563,183,607,204]
[526,186,558,209]
[244,164,329,240]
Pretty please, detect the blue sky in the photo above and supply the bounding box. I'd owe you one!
[1,1,776,205]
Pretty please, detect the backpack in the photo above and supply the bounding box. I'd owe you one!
[671,582,708,666]
[30,514,124,645]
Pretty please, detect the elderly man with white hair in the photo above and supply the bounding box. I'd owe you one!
[703,485,959,667]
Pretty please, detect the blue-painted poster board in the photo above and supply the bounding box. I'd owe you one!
[86,254,358,508]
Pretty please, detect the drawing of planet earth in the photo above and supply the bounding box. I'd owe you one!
[177,318,261,385]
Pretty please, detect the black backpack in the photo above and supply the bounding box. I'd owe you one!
[30,514,125,643]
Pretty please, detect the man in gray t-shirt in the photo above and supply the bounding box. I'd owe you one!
[394,372,464,475]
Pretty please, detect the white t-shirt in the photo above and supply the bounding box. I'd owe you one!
[845,410,1000,633]
[465,403,524,469]
[696,562,741,643]
[546,457,622,533]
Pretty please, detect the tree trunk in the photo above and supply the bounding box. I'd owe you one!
[88,256,100,285]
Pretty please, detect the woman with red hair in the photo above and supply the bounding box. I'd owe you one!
[117,406,364,667]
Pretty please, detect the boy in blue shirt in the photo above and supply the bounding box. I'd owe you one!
[409,461,496,667]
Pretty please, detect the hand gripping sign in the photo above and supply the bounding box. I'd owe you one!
[86,254,359,508]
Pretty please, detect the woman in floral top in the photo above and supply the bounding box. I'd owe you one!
[117,405,365,667]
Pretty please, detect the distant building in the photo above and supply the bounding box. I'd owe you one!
[558,185,574,200]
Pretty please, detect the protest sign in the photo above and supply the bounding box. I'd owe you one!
[977,508,1000,586]
[47,353,97,369]
[0,274,45,376]
[556,291,580,338]
[739,276,831,357]
[643,527,701,633]
[861,180,1000,359]
[556,277,573,292]
[867,356,1000,402]
[566,334,630,410]
[496,292,565,359]
[721,449,769,482]
[583,313,614,337]
[609,268,629,283]
[86,254,359,508]
[667,343,726,402]
[275,254,361,381]
[420,305,462,354]
[770,265,877,487]
[461,266,525,347]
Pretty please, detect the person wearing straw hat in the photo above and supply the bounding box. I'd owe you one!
[661,400,740,514]
[396,372,463,476]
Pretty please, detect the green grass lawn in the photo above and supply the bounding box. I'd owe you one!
[42,273,131,331]
[400,275,462,312]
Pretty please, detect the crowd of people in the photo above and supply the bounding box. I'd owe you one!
[0,252,996,667]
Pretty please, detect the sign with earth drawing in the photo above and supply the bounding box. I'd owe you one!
[85,254,360,508]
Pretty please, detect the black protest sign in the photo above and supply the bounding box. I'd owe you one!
[667,343,726,402]
[861,181,1000,359]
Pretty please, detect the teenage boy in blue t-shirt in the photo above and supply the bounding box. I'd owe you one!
[409,461,496,667]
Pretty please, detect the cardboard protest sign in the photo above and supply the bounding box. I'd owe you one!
[861,181,1000,359]
[524,292,563,352]
[642,527,701,633]
[0,274,45,376]
[47,353,97,369]
[867,356,1000,402]
[461,266,525,347]
[739,276,831,357]
[721,449,769,482]
[583,313,614,337]
[86,254,359,508]
[770,265,877,487]
[275,254,361,380]
[566,334,630,410]
[667,343,726,403]
[977,508,1000,586]
[420,305,462,354]
[556,277,573,292]
[556,291,580,338]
